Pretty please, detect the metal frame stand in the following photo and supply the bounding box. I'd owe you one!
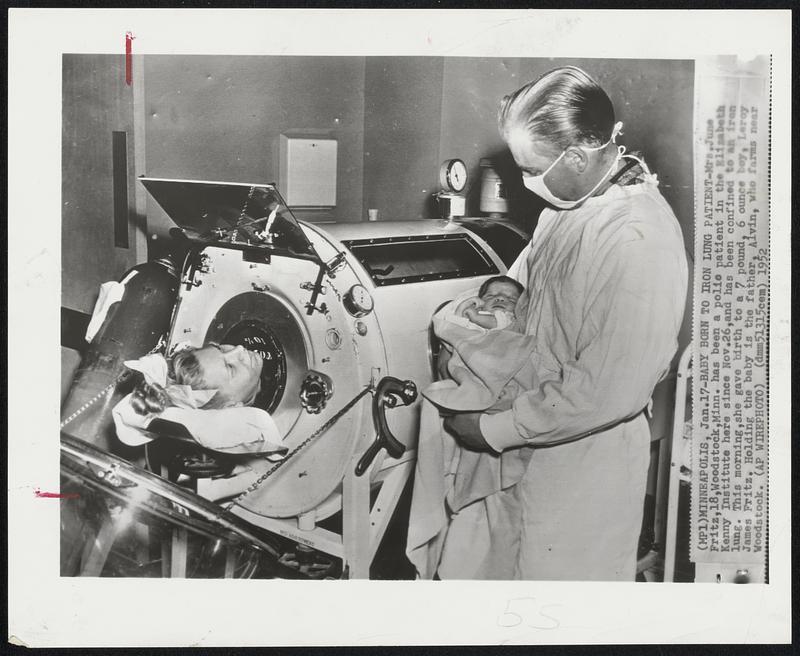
[226,449,416,579]
[662,343,692,582]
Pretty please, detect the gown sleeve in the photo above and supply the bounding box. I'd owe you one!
[481,224,687,451]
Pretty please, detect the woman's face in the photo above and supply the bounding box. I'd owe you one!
[193,343,263,406]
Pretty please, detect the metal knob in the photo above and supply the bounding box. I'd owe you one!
[299,371,333,414]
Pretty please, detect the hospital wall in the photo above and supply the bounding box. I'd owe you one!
[139,55,694,248]
[362,57,445,222]
[436,58,695,252]
[61,55,695,402]
[62,55,141,399]
[62,55,139,313]
[142,55,367,229]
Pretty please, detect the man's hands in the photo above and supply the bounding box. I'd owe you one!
[443,412,492,451]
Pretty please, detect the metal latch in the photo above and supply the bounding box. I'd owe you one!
[325,252,347,277]
[91,463,137,488]
[355,376,418,476]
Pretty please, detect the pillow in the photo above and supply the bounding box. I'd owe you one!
[112,393,286,455]
[110,351,286,455]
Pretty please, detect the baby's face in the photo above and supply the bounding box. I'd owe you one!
[480,281,521,313]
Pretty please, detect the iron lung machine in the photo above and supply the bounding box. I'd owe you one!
[64,178,529,578]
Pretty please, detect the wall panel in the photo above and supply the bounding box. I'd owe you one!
[363,58,444,222]
[62,54,138,313]
[143,55,366,232]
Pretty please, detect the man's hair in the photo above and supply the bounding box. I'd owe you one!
[478,275,524,299]
[498,66,615,152]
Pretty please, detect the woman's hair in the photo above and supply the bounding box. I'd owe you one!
[498,66,615,151]
[130,346,228,415]
[170,348,207,388]
[479,275,524,298]
[171,348,230,409]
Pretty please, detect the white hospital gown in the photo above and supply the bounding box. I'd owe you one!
[444,177,687,580]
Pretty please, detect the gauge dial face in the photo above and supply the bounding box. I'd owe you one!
[344,284,374,317]
[439,159,468,193]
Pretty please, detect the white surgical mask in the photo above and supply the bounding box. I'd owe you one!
[523,121,624,210]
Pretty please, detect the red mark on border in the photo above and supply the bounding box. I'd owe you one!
[34,488,80,500]
[125,32,135,86]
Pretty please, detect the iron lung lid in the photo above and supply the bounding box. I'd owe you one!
[140,177,320,261]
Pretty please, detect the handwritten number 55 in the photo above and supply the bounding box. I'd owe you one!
[497,598,561,630]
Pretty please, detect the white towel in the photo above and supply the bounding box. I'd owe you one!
[85,280,126,342]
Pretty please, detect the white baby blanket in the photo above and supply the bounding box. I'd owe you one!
[407,287,552,578]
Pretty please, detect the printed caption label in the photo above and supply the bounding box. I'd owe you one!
[691,56,770,570]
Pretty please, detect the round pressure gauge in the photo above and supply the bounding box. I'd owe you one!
[439,159,468,193]
[343,284,374,317]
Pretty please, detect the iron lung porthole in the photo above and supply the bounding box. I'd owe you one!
[204,292,309,415]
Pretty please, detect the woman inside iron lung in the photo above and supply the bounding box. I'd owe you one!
[131,343,264,415]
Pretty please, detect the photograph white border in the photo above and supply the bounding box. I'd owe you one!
[8,8,791,646]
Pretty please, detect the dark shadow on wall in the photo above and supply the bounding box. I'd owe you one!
[475,146,548,235]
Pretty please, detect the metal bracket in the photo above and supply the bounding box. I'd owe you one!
[300,281,326,294]
[325,252,347,278]
[91,463,137,489]
[304,301,328,316]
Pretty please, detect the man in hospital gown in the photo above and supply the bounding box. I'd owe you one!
[443,66,688,580]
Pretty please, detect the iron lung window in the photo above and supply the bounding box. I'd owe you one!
[342,234,499,286]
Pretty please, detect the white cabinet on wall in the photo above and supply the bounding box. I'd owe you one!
[278,135,337,208]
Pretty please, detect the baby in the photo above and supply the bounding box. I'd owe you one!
[455,275,523,331]
[431,274,526,390]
